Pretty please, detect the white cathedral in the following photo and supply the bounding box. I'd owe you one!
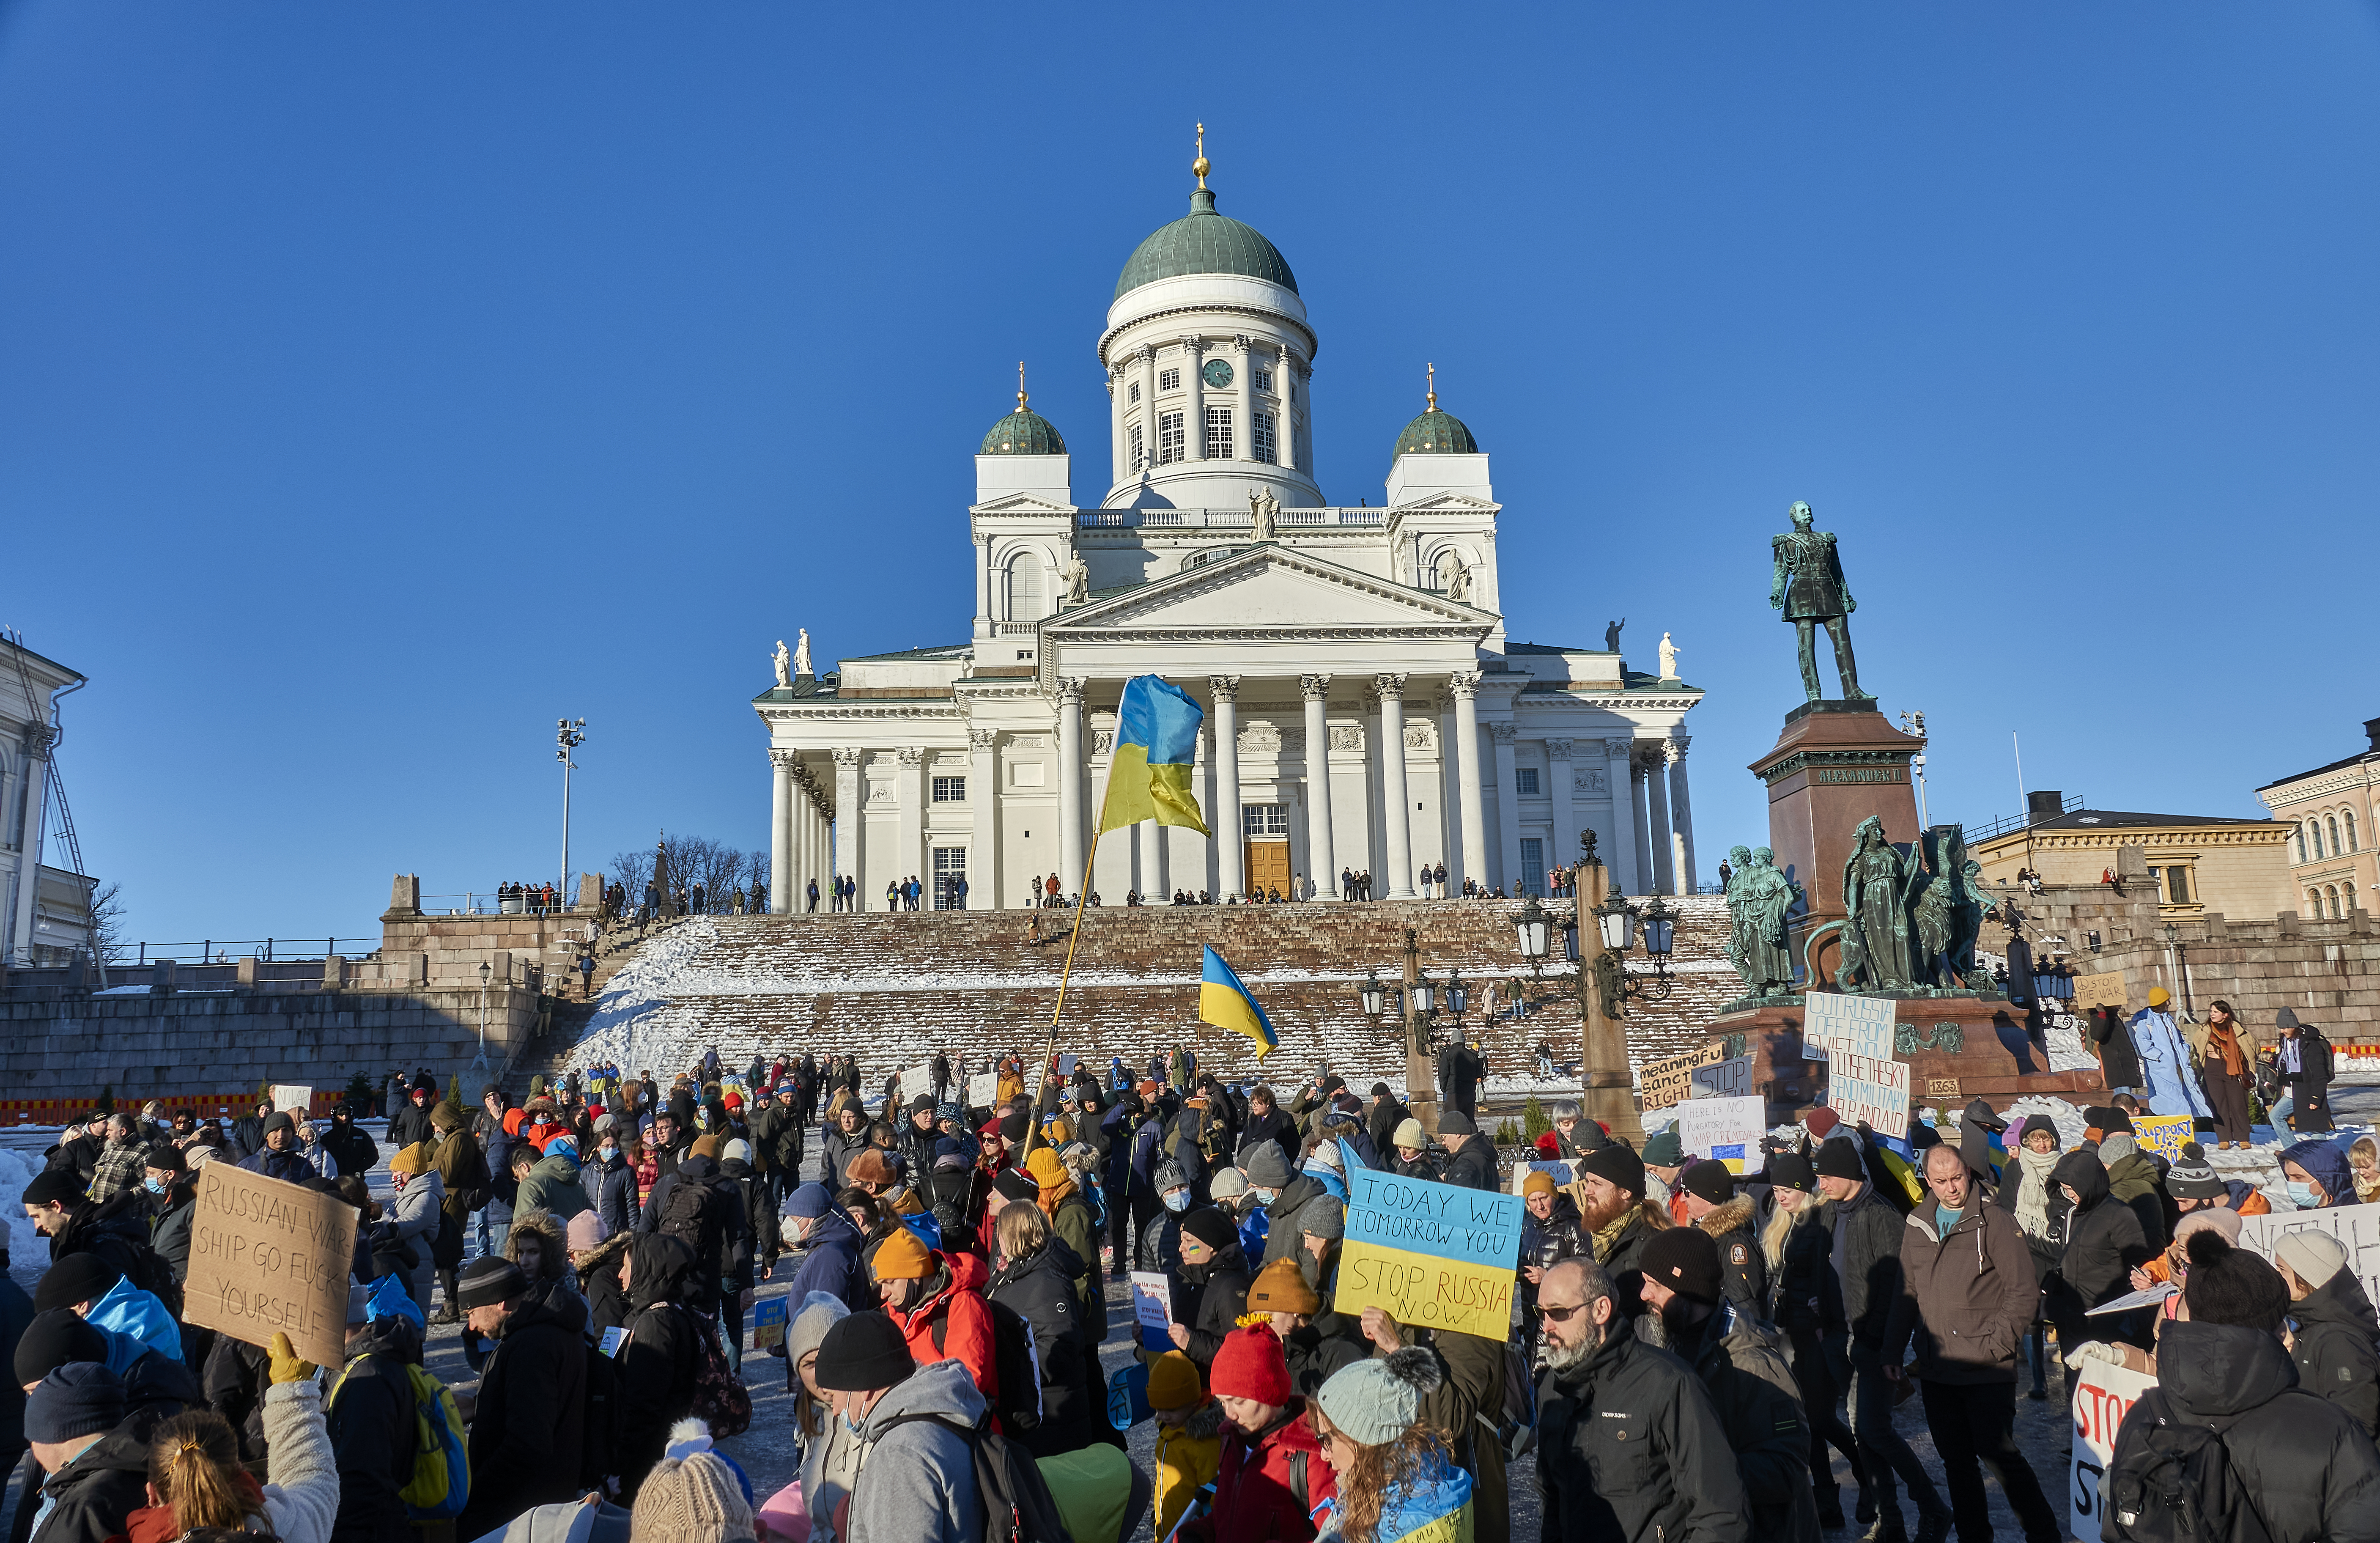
[757,153,1703,912]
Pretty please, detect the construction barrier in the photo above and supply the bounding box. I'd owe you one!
[0,1089,358,1126]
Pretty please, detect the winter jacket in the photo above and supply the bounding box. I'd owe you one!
[616,1235,702,1494]
[1237,1108,1300,1172]
[749,1101,804,1177]
[1885,1192,2036,1384]
[1769,1205,1846,1336]
[781,1208,873,1313]
[2048,1150,2149,1310]
[578,1233,631,1335]
[1668,1304,1820,1543]
[2288,1267,2380,1439]
[457,1278,590,1539]
[1823,1183,1906,1351]
[888,1252,1001,1407]
[1046,1187,1102,1327]
[2098,1134,2168,1251]
[1367,1096,1412,1156]
[0,1274,28,1456]
[26,1405,162,1543]
[1153,1400,1226,1538]
[386,1098,437,1152]
[820,1127,869,1192]
[637,1154,745,1312]
[1523,1194,1590,1273]
[2088,1008,2143,1093]
[1391,1147,1445,1183]
[1280,1312,1369,1399]
[48,1192,160,1291]
[1537,1324,1752,1543]
[238,1145,318,1185]
[1176,1245,1253,1370]
[586,1148,638,1239]
[324,1315,420,1543]
[1443,1132,1501,1193]
[146,1187,195,1284]
[1695,1195,1768,1318]
[433,1127,484,1224]
[1260,1175,1330,1268]
[986,1241,1095,1453]
[847,1358,987,1543]
[1182,1391,1335,1543]
[720,1157,781,1282]
[2102,1320,2380,1543]
[387,1170,444,1310]
[517,1150,592,1221]
[323,1118,378,1178]
[1410,1326,1512,1543]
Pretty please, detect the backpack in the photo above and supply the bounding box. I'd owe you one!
[2104,1389,2273,1543]
[877,1412,1073,1543]
[657,1173,727,1269]
[330,1356,469,1521]
[932,1298,1043,1436]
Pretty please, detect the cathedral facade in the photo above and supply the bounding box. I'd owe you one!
[755,162,1703,911]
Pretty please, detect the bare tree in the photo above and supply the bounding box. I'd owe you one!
[88,881,128,967]
[607,848,655,902]
[741,849,770,906]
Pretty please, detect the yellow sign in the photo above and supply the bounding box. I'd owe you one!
[2133,1114,2192,1164]
[2072,971,2128,1011]
[1334,1240,1516,1339]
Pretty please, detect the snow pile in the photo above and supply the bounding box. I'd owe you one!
[568,920,722,1072]
[0,1145,51,1286]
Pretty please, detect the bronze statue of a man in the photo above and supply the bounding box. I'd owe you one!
[1769,500,1868,702]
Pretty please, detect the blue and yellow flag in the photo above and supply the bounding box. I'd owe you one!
[1198,945,1277,1059]
[1099,675,1209,835]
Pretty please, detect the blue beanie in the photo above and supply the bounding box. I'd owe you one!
[543,1135,578,1163]
[785,1182,832,1221]
[26,1362,124,1444]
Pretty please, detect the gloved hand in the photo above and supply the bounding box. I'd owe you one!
[268,1332,318,1385]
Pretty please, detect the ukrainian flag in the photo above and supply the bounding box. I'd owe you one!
[1099,675,1209,835]
[1199,945,1278,1059]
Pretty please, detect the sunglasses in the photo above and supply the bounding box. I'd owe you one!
[1536,1300,1590,1323]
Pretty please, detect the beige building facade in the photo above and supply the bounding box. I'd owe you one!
[2258,718,2380,920]
[1970,792,2293,922]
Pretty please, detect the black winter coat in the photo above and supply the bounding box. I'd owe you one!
[457,1279,590,1539]
[1236,1109,1300,1172]
[324,1117,380,1177]
[1260,1175,1330,1267]
[2048,1149,2149,1309]
[147,1188,195,1284]
[1523,1194,1589,1271]
[2088,1008,2142,1093]
[1538,1326,1753,1543]
[48,1192,156,1289]
[1771,1206,1845,1336]
[2102,1321,2380,1543]
[987,1241,1096,1454]
[616,1235,701,1496]
[325,1318,420,1543]
[1824,1183,1906,1349]
[1670,1304,1821,1543]
[1176,1245,1252,1371]
[387,1100,438,1152]
[1367,1096,1411,1156]
[719,1157,780,1285]
[2289,1267,2380,1439]
[1444,1133,1501,1193]
[0,1274,32,1456]
[24,1411,160,1543]
[587,1149,639,1239]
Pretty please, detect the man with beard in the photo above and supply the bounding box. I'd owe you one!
[1535,1256,1750,1543]
[1574,1143,1668,1323]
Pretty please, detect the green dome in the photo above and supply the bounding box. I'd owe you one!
[1393,407,1478,458]
[1114,188,1298,302]
[981,405,1065,456]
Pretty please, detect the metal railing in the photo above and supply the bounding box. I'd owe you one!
[1959,792,2085,844]
[123,938,378,966]
[419,891,582,917]
[1078,506,1388,530]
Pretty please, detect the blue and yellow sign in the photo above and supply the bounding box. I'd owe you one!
[1332,1141,1525,1338]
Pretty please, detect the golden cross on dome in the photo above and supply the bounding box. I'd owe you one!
[1193,123,1209,189]
[1017,361,1028,410]
[1426,362,1437,411]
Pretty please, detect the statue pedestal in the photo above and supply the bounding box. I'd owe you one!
[1748,703,1925,958]
[1709,994,2105,1126]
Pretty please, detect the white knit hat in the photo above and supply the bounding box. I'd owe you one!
[628,1420,755,1543]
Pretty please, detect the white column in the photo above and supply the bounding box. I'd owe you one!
[1547,739,1577,881]
[1183,337,1206,461]
[770,751,795,914]
[1210,676,1243,899]
[897,748,926,902]
[1600,739,1637,895]
[792,785,810,912]
[1490,722,1521,894]
[1376,673,1415,899]
[970,729,998,910]
[1138,346,1159,473]
[1108,363,1125,486]
[1056,679,1086,891]
[972,533,993,639]
[1451,674,1487,892]
[1665,737,1695,892]
[1232,334,1252,461]
[832,748,862,903]
[1629,753,1657,894]
[1644,750,1675,894]
[1301,675,1337,899]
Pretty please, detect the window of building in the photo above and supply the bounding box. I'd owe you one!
[2348,811,2360,852]
[1127,423,1144,472]
[932,776,965,803]
[1252,410,1275,465]
[1242,803,1290,836]
[1253,366,1273,393]
[2328,884,2343,919]
[2328,815,2343,857]
[1156,411,1183,465]
[1515,767,1541,796]
[2308,820,2324,860]
[1004,555,1043,621]
[1519,837,1546,897]
[2308,888,2323,917]
[1128,382,1141,404]
[1205,406,1233,460]
[932,846,967,910]
[2167,866,2191,906]
[1159,367,1180,392]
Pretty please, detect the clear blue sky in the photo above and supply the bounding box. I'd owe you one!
[5,5,2377,948]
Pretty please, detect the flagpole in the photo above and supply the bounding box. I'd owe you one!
[1022,821,1103,1166]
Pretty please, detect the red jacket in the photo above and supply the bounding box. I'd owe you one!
[1185,1397,1335,1543]
[890,1249,1001,1407]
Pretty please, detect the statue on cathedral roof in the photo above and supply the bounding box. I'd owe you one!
[773,640,792,689]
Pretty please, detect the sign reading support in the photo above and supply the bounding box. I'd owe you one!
[1676,1095,1769,1175]
[1333,1145,1524,1337]
[2070,1357,2155,1541]
[2131,1114,2192,1165]
[184,1163,357,1368]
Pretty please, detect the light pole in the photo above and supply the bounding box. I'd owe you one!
[475,958,492,1074]
[1512,832,1673,1139]
[1358,928,1443,1127]
[557,718,587,903]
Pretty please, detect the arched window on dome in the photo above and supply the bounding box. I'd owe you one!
[1005,555,1045,623]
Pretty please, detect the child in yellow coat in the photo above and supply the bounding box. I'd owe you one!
[1148,1350,1224,1538]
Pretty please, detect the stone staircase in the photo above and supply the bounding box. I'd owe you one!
[531,896,1743,1096]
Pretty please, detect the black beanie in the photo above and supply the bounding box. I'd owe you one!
[2181,1232,2288,1333]
[1679,1159,1735,1208]
[19,1170,82,1210]
[25,1363,124,1444]
[1180,1206,1237,1255]
[456,1257,525,1310]
[998,1112,1030,1143]
[1639,1226,1725,1305]
[1815,1139,1868,1181]
[814,1310,918,1392]
[1577,1142,1646,1199]
[15,1309,109,1386]
[34,1255,123,1314]
[1769,1150,1816,1193]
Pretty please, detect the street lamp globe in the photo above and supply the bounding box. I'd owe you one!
[1596,890,1637,953]
[1359,970,1386,1019]
[478,960,492,988]
[1513,897,1552,963]
[1561,912,1581,964]
[1412,972,1437,1017]
[1640,896,1676,961]
[1447,973,1468,1016]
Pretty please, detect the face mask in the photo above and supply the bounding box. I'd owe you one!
[2288,1181,2320,1208]
[1163,1190,1190,1213]
[1250,1188,1278,1206]
[600,1145,618,1162]
[144,1176,167,1196]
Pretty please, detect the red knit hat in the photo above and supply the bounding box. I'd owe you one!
[1209,1323,1291,1406]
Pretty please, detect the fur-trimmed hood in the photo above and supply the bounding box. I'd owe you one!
[1695,1194,1758,1240]
[505,1206,570,1282]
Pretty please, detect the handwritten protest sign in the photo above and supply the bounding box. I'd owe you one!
[898,1063,934,1099]
[2131,1114,2192,1165]
[1129,1271,1176,1351]
[1510,1159,1575,1196]
[1676,1095,1768,1175]
[2070,1356,2154,1540]
[1638,1043,1727,1109]
[2072,971,2128,1011]
[1826,1049,1911,1139]
[269,1084,313,1117]
[1334,1145,1523,1337]
[1689,1054,1755,1101]
[967,1072,998,1108]
[750,1292,787,1351]
[184,1163,356,1367]
[2239,1205,2380,1314]
[1802,993,1897,1062]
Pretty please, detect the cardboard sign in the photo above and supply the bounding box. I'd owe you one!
[2131,1114,2193,1165]
[269,1084,313,1117]
[1638,1043,1727,1110]
[2070,1356,2155,1541]
[1510,1159,1576,1196]
[183,1162,357,1367]
[1130,1271,1176,1351]
[2238,1206,2380,1314]
[2072,971,2128,1011]
[967,1072,998,1109]
[1826,1049,1912,1140]
[1689,1054,1755,1101]
[750,1292,787,1351]
[898,1063,934,1099]
[1333,1150,1523,1337]
[1803,993,1897,1062]
[1675,1095,1769,1175]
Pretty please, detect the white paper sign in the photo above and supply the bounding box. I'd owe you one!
[1826,1048,1912,1139]
[967,1072,998,1109]
[1129,1270,1175,1351]
[1689,1054,1755,1100]
[269,1084,313,1117]
[1803,993,1898,1062]
[898,1063,935,1099]
[1511,1159,1577,1195]
[2238,1206,2380,1313]
[2070,1357,2155,1541]
[1675,1095,1768,1175]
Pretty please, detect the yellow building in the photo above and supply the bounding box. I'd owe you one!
[2257,719,2380,920]
[1969,791,2293,921]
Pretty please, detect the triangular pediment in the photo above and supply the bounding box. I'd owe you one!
[1387,492,1501,515]
[969,493,1078,516]
[1047,546,1495,634]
